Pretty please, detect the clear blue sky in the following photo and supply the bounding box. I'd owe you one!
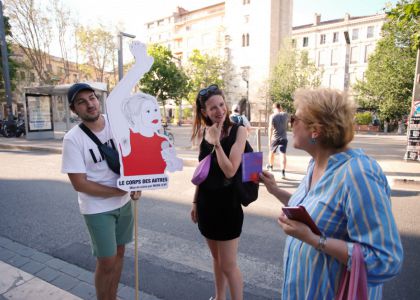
[50,0,399,58]
[293,0,398,26]
[69,0,399,38]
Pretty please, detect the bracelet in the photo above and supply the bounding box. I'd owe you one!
[316,234,327,252]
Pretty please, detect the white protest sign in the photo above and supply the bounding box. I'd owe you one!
[107,41,183,191]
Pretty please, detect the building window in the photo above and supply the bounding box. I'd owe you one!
[350,46,359,64]
[20,71,25,80]
[30,72,35,81]
[364,44,374,62]
[352,28,359,40]
[243,0,250,4]
[333,32,339,43]
[318,50,327,66]
[320,34,326,45]
[367,26,374,38]
[291,39,296,48]
[349,72,357,85]
[331,49,339,65]
[303,37,308,47]
[242,33,250,47]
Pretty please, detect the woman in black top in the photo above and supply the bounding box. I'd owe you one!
[191,85,247,300]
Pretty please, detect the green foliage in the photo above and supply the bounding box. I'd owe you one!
[354,0,417,121]
[6,0,54,84]
[139,44,190,106]
[184,49,226,104]
[173,107,192,122]
[386,0,420,50]
[269,41,322,113]
[355,112,373,125]
[76,25,116,82]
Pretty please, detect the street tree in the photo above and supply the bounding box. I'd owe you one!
[5,0,53,84]
[51,0,72,82]
[75,24,116,82]
[184,49,226,104]
[139,44,190,120]
[269,41,322,113]
[387,0,420,50]
[354,0,418,121]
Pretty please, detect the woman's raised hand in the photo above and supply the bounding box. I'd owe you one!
[206,123,222,146]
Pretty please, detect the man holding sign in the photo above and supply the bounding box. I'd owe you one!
[61,82,140,300]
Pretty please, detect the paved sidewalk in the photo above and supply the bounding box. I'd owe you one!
[0,236,160,300]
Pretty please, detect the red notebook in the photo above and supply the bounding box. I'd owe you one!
[242,151,263,182]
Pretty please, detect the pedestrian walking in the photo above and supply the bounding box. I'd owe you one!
[260,88,403,299]
[267,102,288,178]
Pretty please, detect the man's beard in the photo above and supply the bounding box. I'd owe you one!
[80,111,101,122]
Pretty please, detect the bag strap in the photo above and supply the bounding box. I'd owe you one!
[79,123,103,146]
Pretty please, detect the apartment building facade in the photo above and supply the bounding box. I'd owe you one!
[1,44,114,123]
[291,13,386,91]
[145,0,293,122]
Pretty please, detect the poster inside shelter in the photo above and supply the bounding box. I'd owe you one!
[26,95,53,131]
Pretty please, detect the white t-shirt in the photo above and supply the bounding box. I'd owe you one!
[61,115,130,215]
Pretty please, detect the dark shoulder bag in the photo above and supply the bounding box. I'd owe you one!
[235,141,259,206]
[79,123,121,175]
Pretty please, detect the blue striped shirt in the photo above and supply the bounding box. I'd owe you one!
[283,149,403,300]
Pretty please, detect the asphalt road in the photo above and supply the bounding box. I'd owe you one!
[0,132,419,299]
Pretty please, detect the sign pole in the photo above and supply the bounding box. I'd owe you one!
[134,199,139,300]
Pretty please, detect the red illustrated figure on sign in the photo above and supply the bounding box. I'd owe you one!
[106,41,183,191]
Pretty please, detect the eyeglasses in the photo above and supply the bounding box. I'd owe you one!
[290,114,304,127]
[199,84,218,97]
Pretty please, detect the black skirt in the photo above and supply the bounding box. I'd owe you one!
[197,184,243,241]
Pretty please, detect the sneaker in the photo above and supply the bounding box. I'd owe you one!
[266,164,273,171]
[282,169,286,179]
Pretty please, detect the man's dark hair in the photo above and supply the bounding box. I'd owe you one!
[274,102,282,110]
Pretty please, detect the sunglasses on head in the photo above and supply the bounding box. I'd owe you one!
[199,84,218,97]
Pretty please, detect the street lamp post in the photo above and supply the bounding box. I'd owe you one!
[0,1,14,121]
[343,30,351,92]
[241,66,250,120]
[118,32,136,81]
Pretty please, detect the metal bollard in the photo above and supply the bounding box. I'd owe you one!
[256,128,261,152]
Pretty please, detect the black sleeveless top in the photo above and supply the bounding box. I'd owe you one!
[196,124,244,241]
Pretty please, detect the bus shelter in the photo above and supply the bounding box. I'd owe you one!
[22,82,108,140]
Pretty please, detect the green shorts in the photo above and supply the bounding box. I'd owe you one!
[83,201,134,257]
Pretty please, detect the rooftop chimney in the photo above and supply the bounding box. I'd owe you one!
[344,13,350,21]
[314,13,321,26]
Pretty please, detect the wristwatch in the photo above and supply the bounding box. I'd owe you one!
[316,234,327,251]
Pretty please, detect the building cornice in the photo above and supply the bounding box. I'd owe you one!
[292,13,386,34]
